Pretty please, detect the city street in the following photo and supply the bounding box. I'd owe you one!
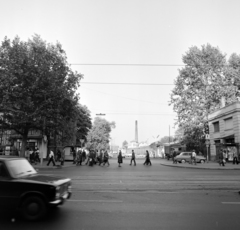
[1,158,240,230]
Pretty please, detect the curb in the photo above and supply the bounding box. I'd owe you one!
[160,163,240,170]
[34,164,76,170]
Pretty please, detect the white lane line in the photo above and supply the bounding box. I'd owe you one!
[71,190,180,194]
[222,202,240,204]
[69,200,123,203]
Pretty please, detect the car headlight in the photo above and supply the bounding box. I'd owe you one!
[55,186,61,199]
[68,185,72,193]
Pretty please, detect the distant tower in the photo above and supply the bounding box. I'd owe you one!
[135,120,138,143]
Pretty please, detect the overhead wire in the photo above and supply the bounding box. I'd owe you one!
[92,111,175,116]
[80,82,174,85]
[71,63,184,66]
[80,86,169,105]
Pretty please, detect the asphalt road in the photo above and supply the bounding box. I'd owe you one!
[1,159,240,230]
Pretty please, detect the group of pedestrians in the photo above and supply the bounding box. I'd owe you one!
[25,147,41,165]
[117,149,152,167]
[73,149,110,166]
[47,148,65,166]
[218,149,239,166]
[45,147,153,167]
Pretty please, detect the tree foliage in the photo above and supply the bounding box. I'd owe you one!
[0,35,84,156]
[60,104,92,147]
[122,140,128,148]
[159,136,175,145]
[85,117,115,151]
[170,44,239,148]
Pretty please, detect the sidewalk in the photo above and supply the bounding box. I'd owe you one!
[33,161,76,170]
[159,159,240,170]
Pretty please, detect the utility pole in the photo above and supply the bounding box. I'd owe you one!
[169,125,171,155]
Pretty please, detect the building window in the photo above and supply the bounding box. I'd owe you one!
[224,117,233,130]
[213,121,220,133]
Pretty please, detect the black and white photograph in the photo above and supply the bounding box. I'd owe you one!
[1,0,240,229]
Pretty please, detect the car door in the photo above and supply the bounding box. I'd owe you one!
[0,161,19,211]
[182,152,191,162]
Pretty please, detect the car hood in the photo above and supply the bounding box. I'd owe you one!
[16,174,71,186]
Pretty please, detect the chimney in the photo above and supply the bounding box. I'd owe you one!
[135,120,138,143]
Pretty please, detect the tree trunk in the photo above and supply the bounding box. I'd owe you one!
[20,132,28,157]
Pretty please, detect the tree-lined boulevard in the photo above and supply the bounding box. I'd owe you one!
[1,159,240,230]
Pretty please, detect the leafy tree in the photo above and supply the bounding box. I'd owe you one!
[85,117,115,151]
[59,104,92,147]
[170,44,238,148]
[159,136,174,145]
[75,105,92,145]
[0,35,83,156]
[227,53,240,93]
[174,127,184,142]
[122,140,128,148]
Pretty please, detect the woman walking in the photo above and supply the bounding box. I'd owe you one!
[118,150,123,167]
[102,151,110,166]
[143,150,152,166]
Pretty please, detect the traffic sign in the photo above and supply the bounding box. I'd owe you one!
[205,134,210,139]
[205,140,210,145]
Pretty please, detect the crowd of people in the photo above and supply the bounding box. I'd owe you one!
[218,148,239,166]
[45,147,153,167]
[25,147,41,165]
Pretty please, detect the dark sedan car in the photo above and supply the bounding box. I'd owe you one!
[0,157,72,221]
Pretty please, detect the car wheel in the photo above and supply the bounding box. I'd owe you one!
[21,196,47,221]
[181,159,186,163]
[200,159,205,164]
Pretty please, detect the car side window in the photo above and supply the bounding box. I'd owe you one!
[0,162,9,178]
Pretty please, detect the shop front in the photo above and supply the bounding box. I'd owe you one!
[215,142,239,162]
[209,102,240,161]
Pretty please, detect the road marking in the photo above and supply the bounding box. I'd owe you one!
[71,190,180,194]
[222,202,240,204]
[69,199,123,203]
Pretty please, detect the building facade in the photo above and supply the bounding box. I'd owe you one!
[0,129,48,159]
[208,102,240,161]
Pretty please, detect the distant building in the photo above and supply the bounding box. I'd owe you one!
[208,101,240,161]
[128,140,139,148]
[110,145,119,154]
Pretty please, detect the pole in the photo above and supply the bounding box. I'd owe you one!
[40,117,46,166]
[169,125,171,156]
[206,144,209,163]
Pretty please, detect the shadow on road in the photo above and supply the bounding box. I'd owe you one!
[0,207,70,230]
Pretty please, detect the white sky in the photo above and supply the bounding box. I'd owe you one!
[1,0,240,146]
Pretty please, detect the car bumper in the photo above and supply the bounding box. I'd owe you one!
[49,192,71,205]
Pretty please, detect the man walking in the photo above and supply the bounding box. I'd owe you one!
[130,150,136,166]
[47,150,56,166]
[192,149,197,165]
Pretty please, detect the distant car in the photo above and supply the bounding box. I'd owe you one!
[174,152,206,163]
[0,157,72,221]
[125,153,132,158]
[137,154,145,158]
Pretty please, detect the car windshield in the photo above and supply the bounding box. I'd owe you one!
[5,159,37,178]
